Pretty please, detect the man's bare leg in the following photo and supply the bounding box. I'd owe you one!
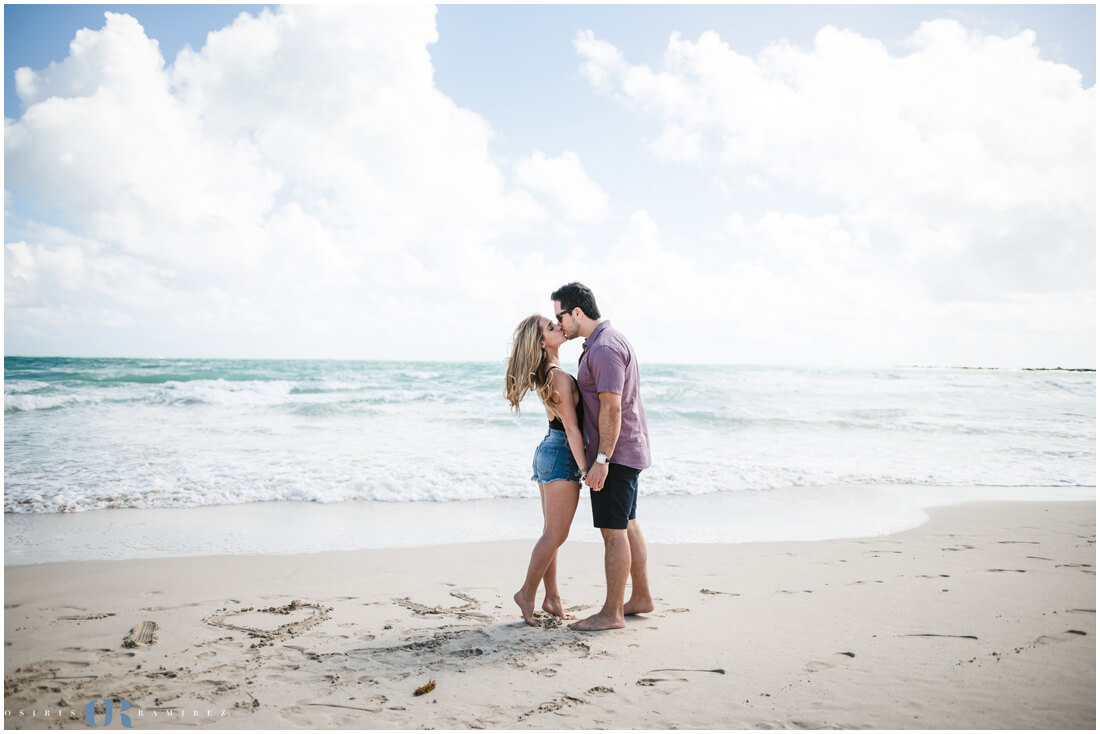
[623,518,655,615]
[570,528,630,631]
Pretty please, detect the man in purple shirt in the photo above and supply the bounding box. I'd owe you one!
[551,282,654,631]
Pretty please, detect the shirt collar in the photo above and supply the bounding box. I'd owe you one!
[580,320,610,362]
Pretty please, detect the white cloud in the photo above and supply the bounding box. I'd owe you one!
[573,29,629,92]
[5,6,574,358]
[514,151,609,225]
[573,19,1094,366]
[4,9,1093,367]
[575,21,1095,292]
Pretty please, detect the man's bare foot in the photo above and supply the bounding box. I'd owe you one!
[541,597,575,620]
[623,595,655,616]
[568,610,625,631]
[514,590,537,625]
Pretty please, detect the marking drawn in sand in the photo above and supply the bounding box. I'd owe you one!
[203,600,333,648]
[636,677,688,685]
[393,592,491,620]
[997,541,1040,545]
[942,545,976,552]
[987,568,1027,573]
[305,702,382,713]
[5,659,96,696]
[1035,631,1089,645]
[902,633,978,640]
[123,621,159,648]
[700,589,740,597]
[140,602,204,612]
[58,612,116,621]
[915,574,951,579]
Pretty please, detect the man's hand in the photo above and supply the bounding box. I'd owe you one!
[585,461,609,491]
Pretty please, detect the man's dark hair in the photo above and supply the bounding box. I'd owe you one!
[551,282,601,320]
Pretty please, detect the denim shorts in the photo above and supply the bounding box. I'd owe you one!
[531,428,583,484]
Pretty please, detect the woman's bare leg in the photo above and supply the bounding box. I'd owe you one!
[514,480,579,624]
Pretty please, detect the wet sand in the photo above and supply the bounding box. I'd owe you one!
[4,500,1095,729]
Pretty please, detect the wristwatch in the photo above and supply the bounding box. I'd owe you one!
[595,453,610,465]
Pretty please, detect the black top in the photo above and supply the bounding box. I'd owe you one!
[547,367,584,431]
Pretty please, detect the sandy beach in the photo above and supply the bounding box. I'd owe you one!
[4,499,1094,729]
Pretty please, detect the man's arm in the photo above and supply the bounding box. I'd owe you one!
[597,391,622,458]
[585,391,622,491]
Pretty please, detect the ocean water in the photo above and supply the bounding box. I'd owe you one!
[5,357,1095,515]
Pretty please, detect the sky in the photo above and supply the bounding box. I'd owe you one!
[4,4,1096,367]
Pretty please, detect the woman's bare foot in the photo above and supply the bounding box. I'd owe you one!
[541,596,575,620]
[514,590,537,625]
[623,594,655,616]
[568,610,625,631]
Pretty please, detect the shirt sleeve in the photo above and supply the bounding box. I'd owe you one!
[589,345,627,395]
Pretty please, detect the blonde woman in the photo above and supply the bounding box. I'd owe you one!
[505,314,587,625]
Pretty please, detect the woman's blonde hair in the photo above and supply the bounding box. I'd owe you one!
[504,314,556,414]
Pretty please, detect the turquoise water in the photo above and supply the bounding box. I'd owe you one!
[4,357,1095,514]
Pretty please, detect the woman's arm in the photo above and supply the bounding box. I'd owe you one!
[549,370,588,476]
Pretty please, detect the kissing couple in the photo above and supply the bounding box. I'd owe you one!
[504,282,654,631]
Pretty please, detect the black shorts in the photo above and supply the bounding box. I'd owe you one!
[590,463,641,530]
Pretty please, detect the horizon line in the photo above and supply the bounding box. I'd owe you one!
[3,355,1095,372]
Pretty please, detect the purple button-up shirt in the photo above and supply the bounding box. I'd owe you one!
[577,320,651,471]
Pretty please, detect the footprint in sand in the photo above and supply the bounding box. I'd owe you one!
[123,621,159,648]
[803,653,855,672]
[518,695,587,721]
